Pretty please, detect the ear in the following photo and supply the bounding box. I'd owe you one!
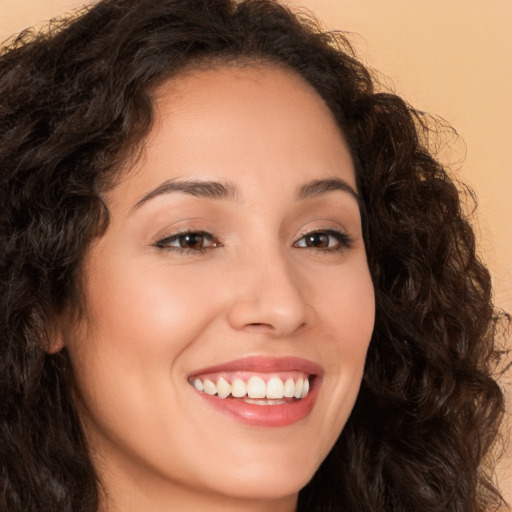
[46,331,65,354]
[44,315,67,354]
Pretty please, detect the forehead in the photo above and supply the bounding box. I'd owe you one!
[153,64,347,157]
[113,64,355,207]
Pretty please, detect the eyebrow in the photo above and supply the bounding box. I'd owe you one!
[132,179,237,210]
[297,177,360,203]
[131,176,359,211]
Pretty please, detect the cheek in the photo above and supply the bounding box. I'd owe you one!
[64,254,221,426]
[81,254,219,362]
[334,265,374,378]
[318,258,375,352]
[313,261,374,440]
[62,260,220,466]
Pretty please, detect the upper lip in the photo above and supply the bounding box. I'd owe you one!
[188,356,323,378]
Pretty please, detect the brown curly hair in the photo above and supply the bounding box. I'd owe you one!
[0,0,506,511]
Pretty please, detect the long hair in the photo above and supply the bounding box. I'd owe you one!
[0,1,506,510]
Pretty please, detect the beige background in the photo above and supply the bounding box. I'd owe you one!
[1,0,510,505]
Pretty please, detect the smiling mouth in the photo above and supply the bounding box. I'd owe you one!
[189,372,312,405]
[188,357,322,426]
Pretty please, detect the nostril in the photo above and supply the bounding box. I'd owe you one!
[245,322,275,331]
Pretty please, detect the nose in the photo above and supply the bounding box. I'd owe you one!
[226,249,314,337]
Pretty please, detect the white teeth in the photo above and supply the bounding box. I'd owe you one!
[203,379,217,395]
[294,377,304,399]
[216,377,231,399]
[266,376,284,399]
[231,378,247,398]
[193,378,204,392]
[190,374,312,401]
[283,377,295,397]
[247,376,266,398]
[245,398,288,406]
[245,398,268,406]
[301,377,309,398]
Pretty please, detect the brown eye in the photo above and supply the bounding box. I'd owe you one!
[155,231,219,252]
[295,229,353,252]
[179,233,207,249]
[304,233,330,249]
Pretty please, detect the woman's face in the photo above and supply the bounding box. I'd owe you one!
[60,65,375,511]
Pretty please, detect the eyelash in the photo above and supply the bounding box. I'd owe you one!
[154,230,221,254]
[154,228,353,254]
[294,229,354,252]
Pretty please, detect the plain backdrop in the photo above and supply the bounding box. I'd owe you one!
[1,0,510,504]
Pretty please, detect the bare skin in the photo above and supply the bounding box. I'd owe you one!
[57,65,375,512]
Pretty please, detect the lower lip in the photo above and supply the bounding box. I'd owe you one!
[195,378,320,427]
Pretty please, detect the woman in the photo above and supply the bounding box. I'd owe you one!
[0,0,507,511]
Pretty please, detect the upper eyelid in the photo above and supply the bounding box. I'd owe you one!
[296,226,351,239]
[154,230,217,248]
[298,226,346,235]
[155,226,348,239]
[155,227,214,240]
[294,228,354,248]
[160,229,213,239]
[153,225,353,249]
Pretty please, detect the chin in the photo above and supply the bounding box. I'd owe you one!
[207,466,315,502]
[190,440,325,502]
